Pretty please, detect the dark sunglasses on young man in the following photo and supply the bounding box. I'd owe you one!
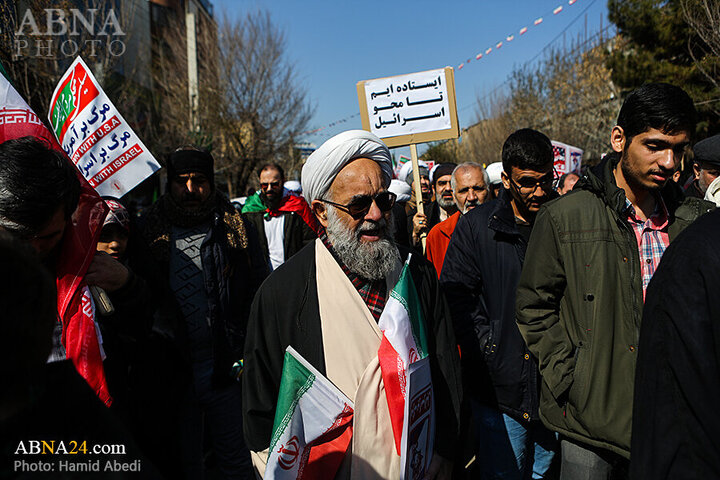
[510,169,558,193]
[320,191,397,219]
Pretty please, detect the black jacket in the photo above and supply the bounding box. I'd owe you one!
[139,199,268,387]
[392,202,410,248]
[631,208,720,479]
[406,201,443,247]
[440,189,539,421]
[243,210,316,269]
[242,241,462,459]
[98,267,153,411]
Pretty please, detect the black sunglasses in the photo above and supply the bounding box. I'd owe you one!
[509,169,558,193]
[320,191,397,219]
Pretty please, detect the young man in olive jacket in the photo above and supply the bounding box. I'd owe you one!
[515,83,714,479]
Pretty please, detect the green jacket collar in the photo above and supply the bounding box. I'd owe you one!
[576,152,686,221]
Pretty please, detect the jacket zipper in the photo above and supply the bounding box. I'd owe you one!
[618,216,642,335]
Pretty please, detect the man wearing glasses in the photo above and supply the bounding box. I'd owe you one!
[441,128,558,479]
[516,83,713,479]
[242,130,462,480]
[242,163,318,271]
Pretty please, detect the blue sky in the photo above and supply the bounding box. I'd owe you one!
[214,0,610,155]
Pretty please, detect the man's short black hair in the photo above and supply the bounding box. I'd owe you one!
[258,163,285,181]
[0,137,80,237]
[616,83,697,144]
[502,128,553,174]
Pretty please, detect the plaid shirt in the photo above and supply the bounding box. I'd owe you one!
[624,197,670,299]
[319,229,387,321]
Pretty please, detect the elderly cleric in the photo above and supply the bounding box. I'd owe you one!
[242,130,462,479]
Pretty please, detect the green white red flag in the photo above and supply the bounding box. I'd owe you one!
[48,57,160,197]
[266,347,354,480]
[377,254,431,453]
[0,64,111,405]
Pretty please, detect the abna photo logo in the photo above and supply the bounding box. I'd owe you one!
[13,8,126,59]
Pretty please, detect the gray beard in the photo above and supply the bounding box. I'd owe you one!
[326,207,401,281]
[436,192,455,210]
[699,174,712,193]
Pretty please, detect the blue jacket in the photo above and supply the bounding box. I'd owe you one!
[440,189,539,421]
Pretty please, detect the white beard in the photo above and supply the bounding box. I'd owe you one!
[325,207,400,281]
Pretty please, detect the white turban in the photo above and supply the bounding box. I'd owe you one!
[398,159,429,186]
[301,130,393,203]
[389,179,412,203]
[485,162,504,185]
[705,176,720,207]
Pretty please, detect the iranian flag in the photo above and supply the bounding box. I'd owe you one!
[0,64,54,141]
[0,63,110,405]
[266,347,354,480]
[378,254,431,454]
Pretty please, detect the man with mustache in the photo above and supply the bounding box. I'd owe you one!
[242,130,462,479]
[516,83,714,479]
[431,162,459,219]
[242,163,317,271]
[140,146,266,479]
[425,162,489,277]
[441,130,558,479]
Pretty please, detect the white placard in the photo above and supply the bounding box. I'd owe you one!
[552,140,584,176]
[364,68,451,139]
[48,57,160,197]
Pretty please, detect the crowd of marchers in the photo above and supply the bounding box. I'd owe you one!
[1,81,720,480]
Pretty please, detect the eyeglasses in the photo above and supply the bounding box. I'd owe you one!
[260,182,281,189]
[508,169,558,194]
[320,191,397,219]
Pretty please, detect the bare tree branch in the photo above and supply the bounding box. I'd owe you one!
[214,10,314,195]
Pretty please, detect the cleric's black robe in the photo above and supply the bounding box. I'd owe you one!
[631,208,720,479]
[242,241,462,460]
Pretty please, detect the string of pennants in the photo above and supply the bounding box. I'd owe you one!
[299,112,360,136]
[456,0,579,71]
[300,0,580,138]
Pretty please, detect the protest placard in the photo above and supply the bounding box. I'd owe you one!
[358,68,459,250]
[48,57,160,197]
[552,140,584,176]
[357,67,459,149]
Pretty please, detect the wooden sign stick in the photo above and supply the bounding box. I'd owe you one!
[410,143,427,251]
